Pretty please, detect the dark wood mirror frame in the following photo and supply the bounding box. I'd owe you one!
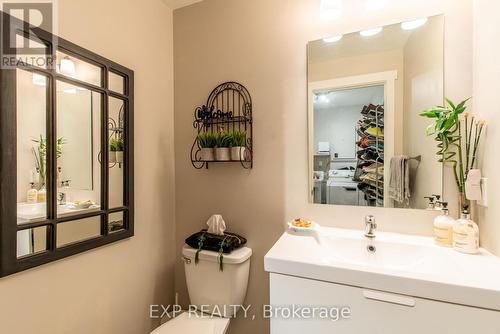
[0,12,134,277]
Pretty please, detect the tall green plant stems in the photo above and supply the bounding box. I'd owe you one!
[420,98,486,196]
[31,135,66,187]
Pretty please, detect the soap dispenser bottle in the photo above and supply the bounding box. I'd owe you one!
[453,207,479,254]
[27,183,38,204]
[433,202,455,247]
[37,186,47,203]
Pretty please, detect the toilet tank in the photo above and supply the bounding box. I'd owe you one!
[182,245,252,318]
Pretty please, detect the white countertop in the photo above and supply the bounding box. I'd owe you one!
[264,226,500,311]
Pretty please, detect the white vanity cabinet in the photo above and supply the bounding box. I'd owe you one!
[270,273,500,334]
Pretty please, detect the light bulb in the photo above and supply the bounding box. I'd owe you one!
[401,18,428,30]
[318,94,329,104]
[360,27,383,37]
[60,57,76,77]
[323,35,343,43]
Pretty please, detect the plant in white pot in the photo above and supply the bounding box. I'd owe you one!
[112,138,124,163]
[214,132,232,161]
[197,132,216,161]
[109,138,117,163]
[230,130,247,161]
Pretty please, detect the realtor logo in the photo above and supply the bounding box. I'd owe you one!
[1,0,57,68]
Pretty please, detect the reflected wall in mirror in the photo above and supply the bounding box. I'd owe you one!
[109,96,125,209]
[16,71,102,222]
[57,216,101,248]
[56,81,102,218]
[108,211,124,233]
[16,69,47,223]
[2,12,134,277]
[308,15,444,209]
[17,226,48,258]
[56,50,102,87]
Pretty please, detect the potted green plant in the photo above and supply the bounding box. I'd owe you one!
[31,135,66,187]
[230,130,247,161]
[109,138,118,163]
[214,132,232,161]
[197,132,216,161]
[115,138,124,163]
[420,98,486,213]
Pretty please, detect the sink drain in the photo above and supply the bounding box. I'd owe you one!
[367,245,376,253]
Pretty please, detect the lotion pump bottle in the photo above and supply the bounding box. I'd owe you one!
[37,186,47,203]
[453,207,479,254]
[433,202,454,247]
[27,183,38,204]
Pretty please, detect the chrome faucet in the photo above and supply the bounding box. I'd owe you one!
[364,215,377,238]
[58,192,67,205]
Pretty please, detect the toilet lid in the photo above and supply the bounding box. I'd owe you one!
[151,312,230,334]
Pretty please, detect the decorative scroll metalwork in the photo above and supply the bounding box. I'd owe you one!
[98,104,124,168]
[190,82,253,169]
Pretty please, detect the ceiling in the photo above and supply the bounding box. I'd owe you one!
[314,85,384,110]
[162,0,204,9]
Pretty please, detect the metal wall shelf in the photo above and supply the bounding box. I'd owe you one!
[190,82,253,169]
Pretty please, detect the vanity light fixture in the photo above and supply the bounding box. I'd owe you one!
[360,27,383,37]
[323,35,343,43]
[401,17,428,30]
[59,56,76,77]
[32,73,46,86]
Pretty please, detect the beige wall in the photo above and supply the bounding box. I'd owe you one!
[403,15,444,210]
[474,0,500,255]
[174,0,472,333]
[0,1,176,334]
[309,49,405,155]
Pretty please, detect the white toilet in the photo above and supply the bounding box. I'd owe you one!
[151,245,252,334]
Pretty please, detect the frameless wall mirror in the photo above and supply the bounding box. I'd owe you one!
[0,12,134,276]
[308,15,444,209]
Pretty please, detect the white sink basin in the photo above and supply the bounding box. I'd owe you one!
[17,202,47,222]
[17,202,100,224]
[323,235,427,270]
[265,225,500,311]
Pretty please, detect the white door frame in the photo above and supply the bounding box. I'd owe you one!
[308,70,398,206]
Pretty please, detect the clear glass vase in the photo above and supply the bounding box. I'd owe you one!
[458,192,471,215]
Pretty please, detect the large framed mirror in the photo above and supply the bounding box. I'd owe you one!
[0,12,134,276]
[308,15,444,210]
